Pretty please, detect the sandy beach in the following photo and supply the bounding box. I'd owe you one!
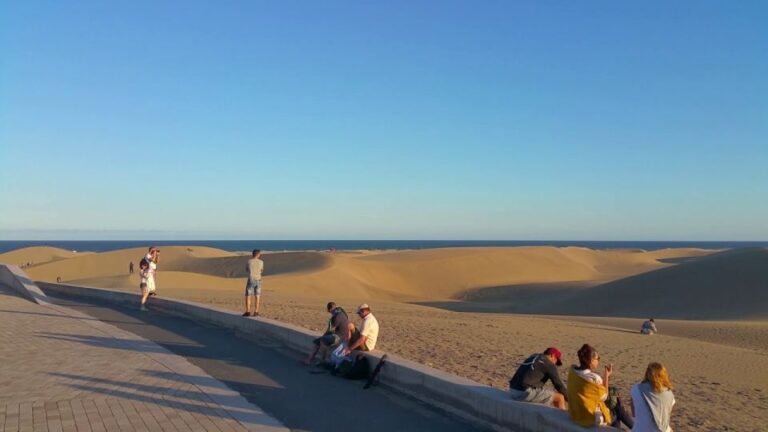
[5,245,767,431]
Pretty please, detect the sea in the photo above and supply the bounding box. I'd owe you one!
[1,240,767,254]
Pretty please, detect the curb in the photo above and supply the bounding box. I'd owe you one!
[34,280,619,432]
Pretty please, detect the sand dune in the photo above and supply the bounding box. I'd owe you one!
[0,246,90,267]
[270,246,693,301]
[5,244,768,431]
[164,251,333,278]
[14,245,766,321]
[547,248,768,320]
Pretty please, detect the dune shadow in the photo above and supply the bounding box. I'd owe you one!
[411,281,594,315]
[164,252,333,278]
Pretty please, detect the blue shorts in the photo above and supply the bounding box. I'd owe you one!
[245,279,262,296]
[313,332,340,347]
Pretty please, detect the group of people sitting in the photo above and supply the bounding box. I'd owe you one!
[299,303,672,430]
[304,301,380,368]
[508,344,675,431]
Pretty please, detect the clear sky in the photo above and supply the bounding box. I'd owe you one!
[1,1,766,240]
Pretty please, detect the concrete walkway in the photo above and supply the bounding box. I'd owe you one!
[41,292,491,432]
[0,284,286,432]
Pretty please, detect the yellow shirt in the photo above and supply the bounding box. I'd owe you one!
[566,367,612,427]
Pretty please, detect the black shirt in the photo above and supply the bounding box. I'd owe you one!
[509,353,568,398]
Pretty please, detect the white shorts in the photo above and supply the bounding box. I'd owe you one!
[141,278,156,293]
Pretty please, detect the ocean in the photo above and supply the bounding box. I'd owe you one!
[1,240,766,254]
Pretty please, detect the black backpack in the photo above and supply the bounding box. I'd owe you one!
[139,257,150,270]
[335,354,370,380]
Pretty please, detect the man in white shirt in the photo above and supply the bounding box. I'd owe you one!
[345,303,379,354]
[243,249,264,316]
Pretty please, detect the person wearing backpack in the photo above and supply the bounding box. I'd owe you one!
[304,301,349,365]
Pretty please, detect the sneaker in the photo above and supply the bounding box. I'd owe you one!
[140,305,149,312]
[253,312,260,317]
[149,292,157,297]
[242,312,251,317]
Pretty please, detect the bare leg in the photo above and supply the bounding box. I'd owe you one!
[254,295,261,315]
[244,295,252,314]
[140,288,150,309]
[305,343,321,365]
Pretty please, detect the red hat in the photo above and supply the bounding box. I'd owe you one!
[545,347,563,366]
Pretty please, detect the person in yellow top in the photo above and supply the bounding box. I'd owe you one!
[567,344,613,427]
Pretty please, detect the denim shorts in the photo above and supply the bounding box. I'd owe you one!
[245,279,262,296]
[313,332,340,347]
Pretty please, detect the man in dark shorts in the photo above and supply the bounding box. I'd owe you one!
[304,302,350,365]
[508,347,568,409]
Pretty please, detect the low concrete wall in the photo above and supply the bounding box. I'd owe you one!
[0,264,50,304]
[36,281,617,432]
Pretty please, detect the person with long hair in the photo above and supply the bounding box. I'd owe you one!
[138,246,159,311]
[567,344,633,428]
[631,363,675,432]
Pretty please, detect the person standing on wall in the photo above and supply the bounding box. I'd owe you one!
[243,249,264,317]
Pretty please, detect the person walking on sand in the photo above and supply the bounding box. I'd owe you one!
[138,247,159,311]
[508,347,568,409]
[129,261,134,274]
[631,363,675,432]
[243,249,264,317]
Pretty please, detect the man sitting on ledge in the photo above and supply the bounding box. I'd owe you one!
[508,347,568,410]
[343,303,379,354]
[304,301,349,366]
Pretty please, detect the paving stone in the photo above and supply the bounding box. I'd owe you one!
[0,286,276,432]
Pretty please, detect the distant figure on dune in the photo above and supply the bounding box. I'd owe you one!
[508,347,567,409]
[304,301,349,365]
[129,261,134,274]
[631,362,675,432]
[641,319,658,335]
[138,247,159,311]
[567,344,633,428]
[343,303,379,355]
[243,249,263,317]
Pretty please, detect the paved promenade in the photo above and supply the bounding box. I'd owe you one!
[43,294,489,432]
[0,284,286,432]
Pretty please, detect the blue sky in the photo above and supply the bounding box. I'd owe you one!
[1,1,766,240]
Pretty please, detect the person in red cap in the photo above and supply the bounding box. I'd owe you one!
[508,347,568,409]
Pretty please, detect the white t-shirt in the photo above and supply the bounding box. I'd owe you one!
[140,254,156,282]
[247,258,263,281]
[574,368,607,401]
[360,313,379,351]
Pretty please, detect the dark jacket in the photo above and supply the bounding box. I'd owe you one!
[328,307,349,334]
[509,353,568,398]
